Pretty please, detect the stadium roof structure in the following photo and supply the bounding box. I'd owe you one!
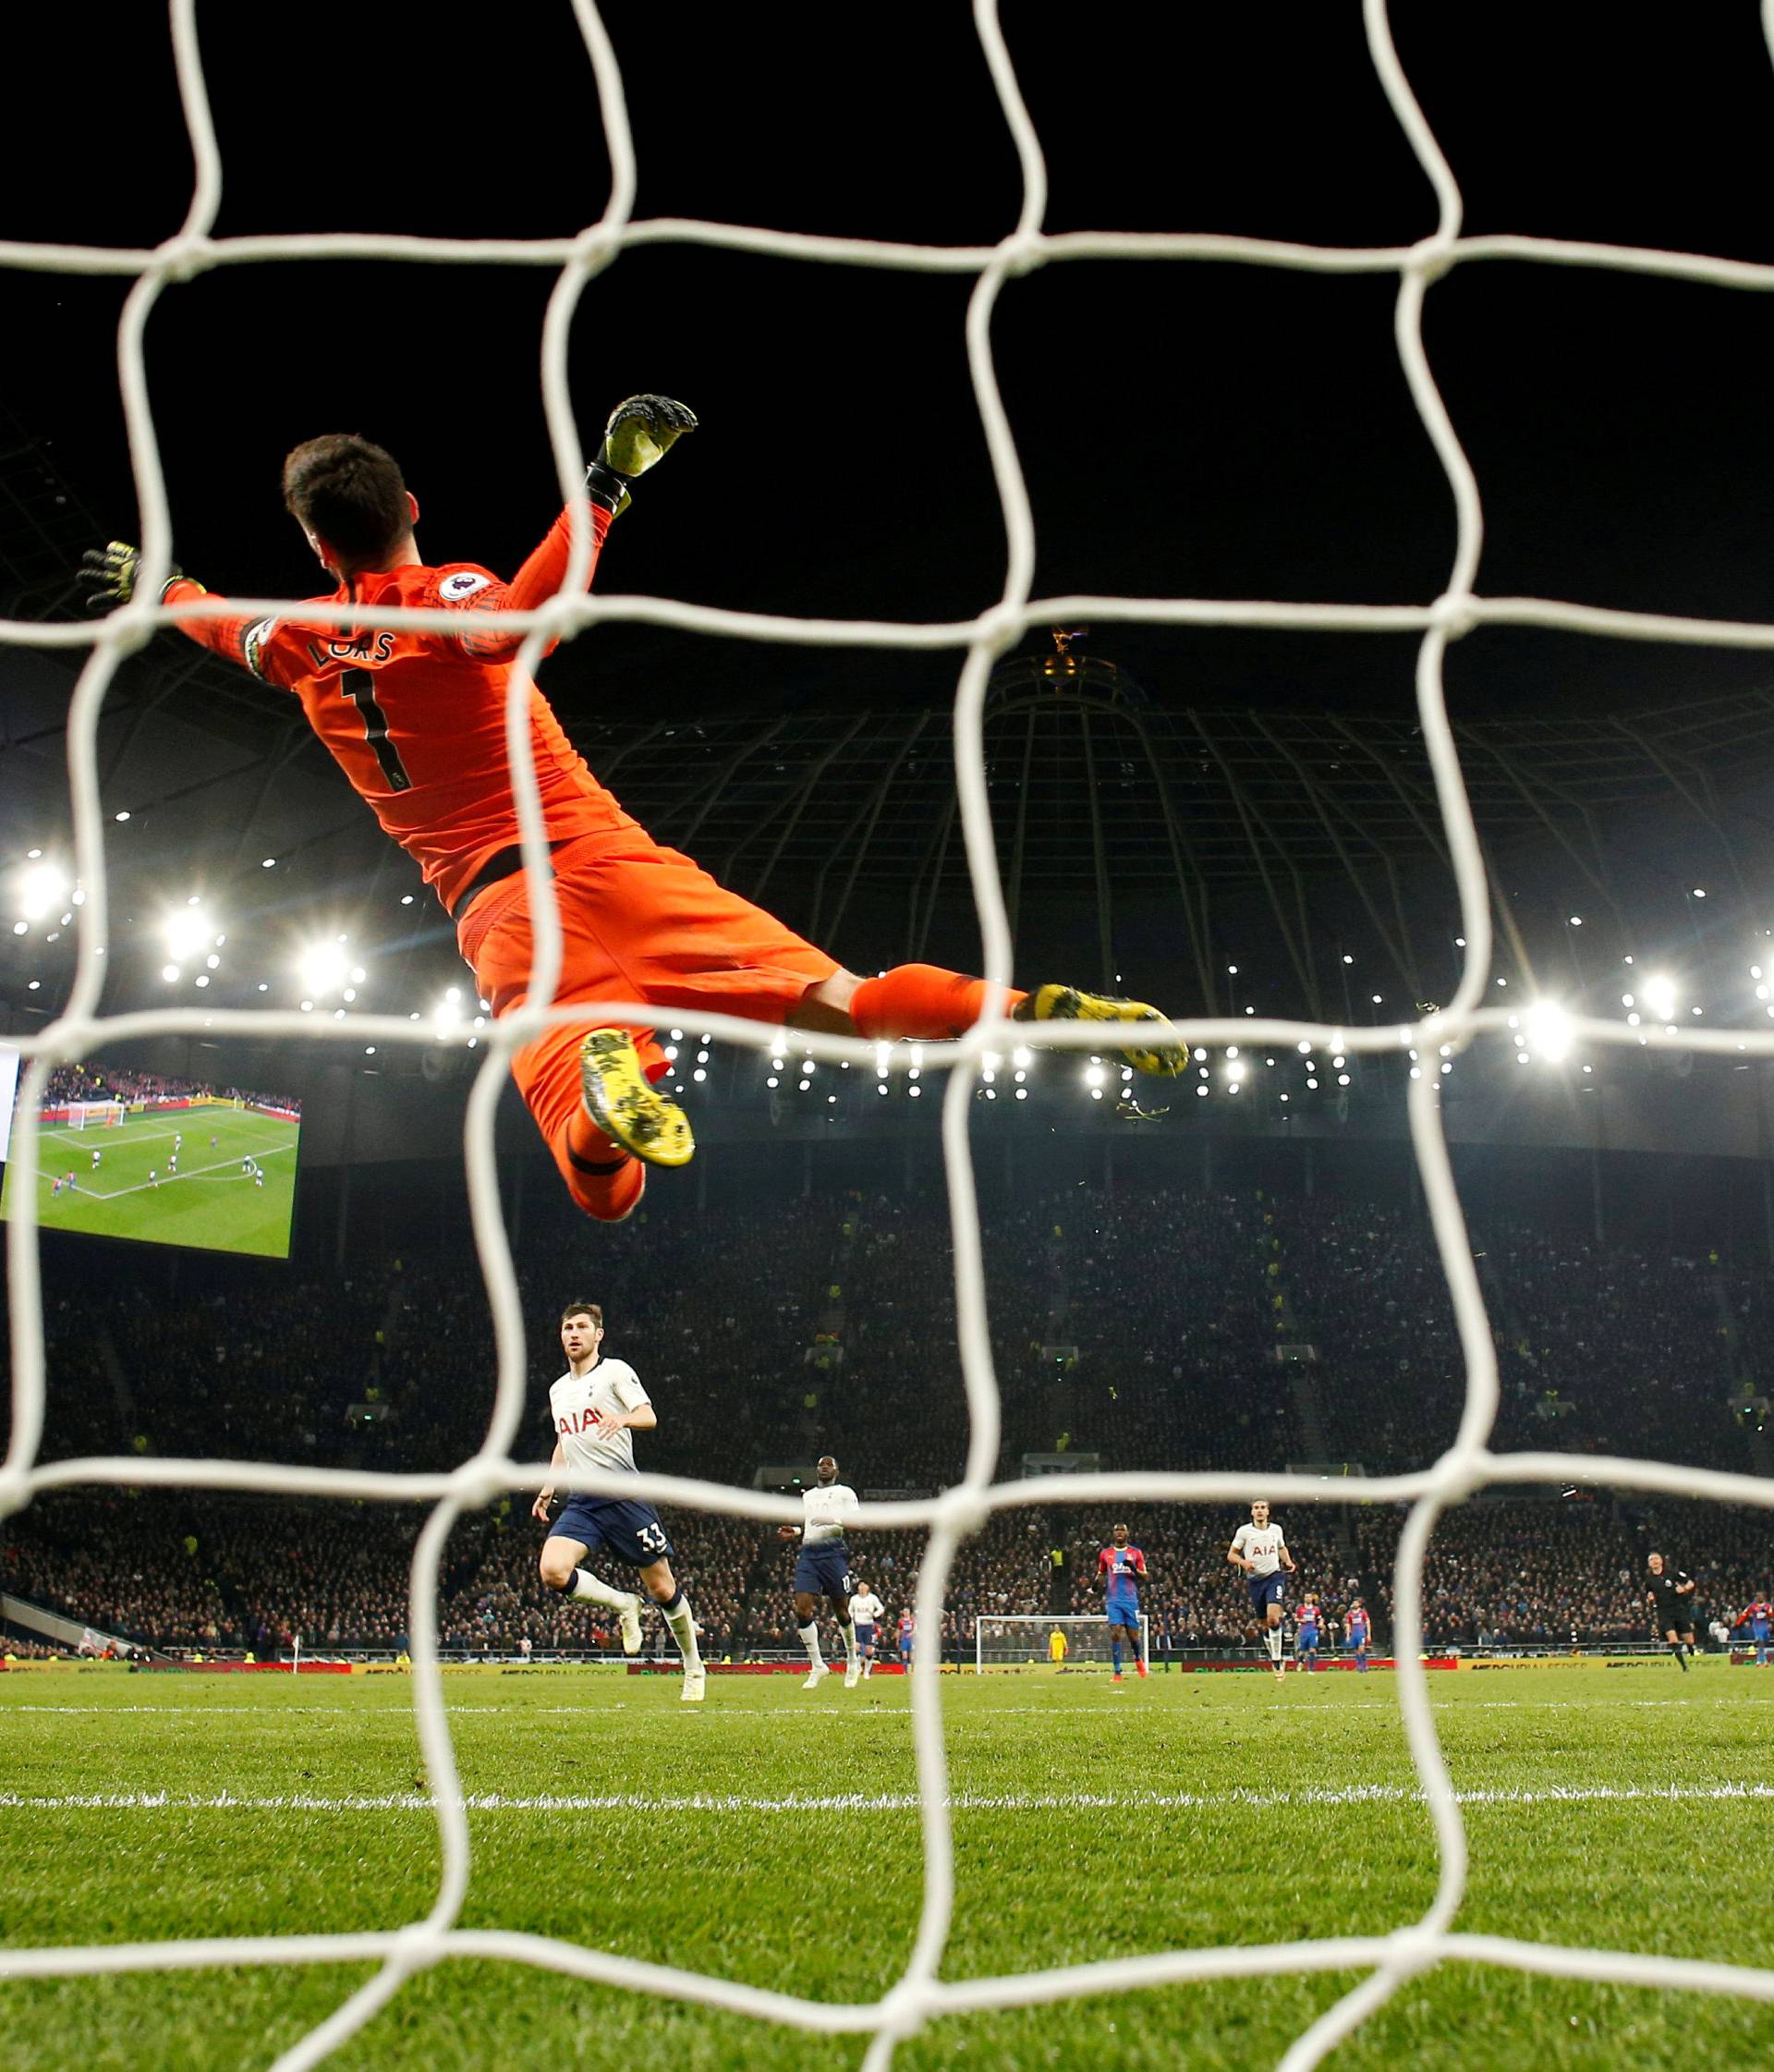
[6,415,1774,1030]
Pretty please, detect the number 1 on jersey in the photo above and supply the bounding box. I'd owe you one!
[341,668,412,792]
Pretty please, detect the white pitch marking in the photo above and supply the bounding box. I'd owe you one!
[6,1693,1773,1718]
[79,1140,297,1203]
[3,1781,1771,1817]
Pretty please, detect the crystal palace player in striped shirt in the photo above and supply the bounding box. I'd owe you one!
[81,404,1184,1225]
[1099,1524,1148,1684]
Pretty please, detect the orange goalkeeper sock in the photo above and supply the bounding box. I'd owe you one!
[564,1111,645,1223]
[847,964,1026,1042]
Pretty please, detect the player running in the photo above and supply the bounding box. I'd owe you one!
[1295,1595,1322,1673]
[1098,1523,1148,1683]
[898,1609,916,1668]
[532,1300,703,1700]
[81,404,1185,1226]
[1346,1598,1371,1671]
[849,1579,884,1679]
[1646,1551,1699,1671]
[1743,1596,1771,1667]
[1229,1500,1295,1681]
[778,1456,861,1689]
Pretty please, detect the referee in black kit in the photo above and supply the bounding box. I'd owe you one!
[1646,1551,1700,1670]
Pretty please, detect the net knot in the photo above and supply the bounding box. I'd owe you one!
[388,1920,447,1972]
[972,600,1026,653]
[874,1979,932,2046]
[529,592,586,652]
[1384,1923,1444,1976]
[1428,591,1479,640]
[154,232,212,285]
[935,1486,991,1542]
[570,225,623,275]
[448,1458,508,1513]
[997,229,1045,279]
[1427,1445,1489,1506]
[1407,232,1458,286]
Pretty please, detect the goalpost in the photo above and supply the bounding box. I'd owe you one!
[976,1613,1148,1673]
[62,1101,124,1130]
[7,5,1774,2070]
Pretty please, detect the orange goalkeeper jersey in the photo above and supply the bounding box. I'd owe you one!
[165,503,638,914]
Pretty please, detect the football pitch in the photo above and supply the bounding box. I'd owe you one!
[2,1662,1771,2069]
[0,1108,298,1258]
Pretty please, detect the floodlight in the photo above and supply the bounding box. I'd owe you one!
[164,906,214,962]
[298,941,348,996]
[1643,973,1679,1021]
[17,861,68,921]
[1525,999,1573,1063]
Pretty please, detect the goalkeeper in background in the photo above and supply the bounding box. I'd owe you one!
[81,402,1184,1225]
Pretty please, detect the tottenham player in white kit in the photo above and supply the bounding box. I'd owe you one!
[778,1456,862,1688]
[1228,1499,1295,1681]
[849,1580,885,1678]
[533,1301,705,1700]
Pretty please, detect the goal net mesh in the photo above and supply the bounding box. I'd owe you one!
[6,1,1774,2066]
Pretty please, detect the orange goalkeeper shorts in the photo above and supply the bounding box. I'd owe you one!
[456,829,839,1173]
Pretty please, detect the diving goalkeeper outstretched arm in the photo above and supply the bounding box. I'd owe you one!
[77,391,1185,1229]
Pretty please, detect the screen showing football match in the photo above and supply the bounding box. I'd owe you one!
[0,1056,301,1261]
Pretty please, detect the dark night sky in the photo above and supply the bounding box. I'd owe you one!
[11,4,1774,726]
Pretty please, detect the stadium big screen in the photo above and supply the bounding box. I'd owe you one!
[0,1048,300,1260]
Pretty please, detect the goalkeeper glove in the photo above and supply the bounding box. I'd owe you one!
[78,541,200,612]
[583,395,697,518]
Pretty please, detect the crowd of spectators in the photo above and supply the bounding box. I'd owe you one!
[3,1174,1769,1657]
[41,1063,300,1113]
[1271,1198,1749,1471]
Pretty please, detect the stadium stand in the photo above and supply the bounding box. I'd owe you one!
[4,1178,1769,1658]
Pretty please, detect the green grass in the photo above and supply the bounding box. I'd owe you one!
[0,1107,298,1258]
[1,1662,1771,2068]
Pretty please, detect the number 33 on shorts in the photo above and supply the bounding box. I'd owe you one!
[637,1521,668,1555]
[842,1570,857,1595]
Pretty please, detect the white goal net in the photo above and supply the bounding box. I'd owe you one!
[976,1613,1148,1673]
[6,2,1774,2068]
[60,1101,124,1130]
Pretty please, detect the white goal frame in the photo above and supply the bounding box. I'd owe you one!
[62,1101,124,1130]
[974,1612,1149,1673]
[8,3,1774,2069]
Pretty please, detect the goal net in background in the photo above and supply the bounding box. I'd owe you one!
[976,1613,1148,1673]
[60,1102,124,1130]
[5,3,1774,2070]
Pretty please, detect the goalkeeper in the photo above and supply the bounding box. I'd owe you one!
[81,400,1183,1223]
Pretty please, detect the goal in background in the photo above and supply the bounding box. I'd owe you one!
[62,1101,124,1129]
[976,1613,1149,1673]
